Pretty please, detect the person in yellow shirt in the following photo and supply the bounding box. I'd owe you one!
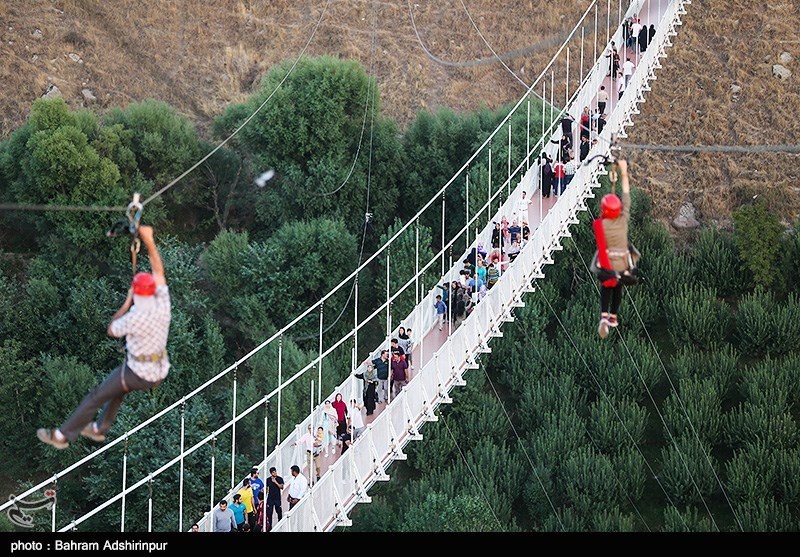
[236,477,256,529]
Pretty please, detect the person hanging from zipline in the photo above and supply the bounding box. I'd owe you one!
[37,225,172,449]
[591,159,640,339]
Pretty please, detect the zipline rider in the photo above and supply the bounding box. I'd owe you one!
[38,225,172,449]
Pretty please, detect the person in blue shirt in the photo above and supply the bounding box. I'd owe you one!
[247,467,265,511]
[230,493,247,531]
[434,295,447,331]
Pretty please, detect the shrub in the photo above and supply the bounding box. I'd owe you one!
[735,289,800,356]
[726,442,778,503]
[659,436,718,505]
[739,356,794,411]
[736,498,795,532]
[611,447,647,501]
[732,200,785,290]
[725,402,798,450]
[562,448,623,516]
[588,396,648,454]
[663,378,722,445]
[591,506,638,532]
[691,226,746,296]
[641,252,694,310]
[776,449,800,507]
[530,408,588,472]
[662,506,716,532]
[671,343,738,398]
[665,284,730,349]
[520,374,587,432]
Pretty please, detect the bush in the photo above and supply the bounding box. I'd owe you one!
[591,506,638,532]
[776,449,800,507]
[588,396,648,454]
[611,447,647,501]
[691,226,746,297]
[662,506,716,532]
[663,378,722,445]
[735,288,800,356]
[665,284,730,349]
[562,448,623,517]
[739,356,795,411]
[671,343,738,398]
[520,374,587,432]
[641,252,693,309]
[660,436,718,505]
[733,200,785,290]
[736,498,795,532]
[725,402,798,450]
[726,442,778,503]
[529,408,588,472]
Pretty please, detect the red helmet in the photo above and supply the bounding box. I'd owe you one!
[601,194,622,219]
[132,272,156,296]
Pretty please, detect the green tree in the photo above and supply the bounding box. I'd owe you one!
[401,492,506,532]
[732,200,785,289]
[214,56,402,239]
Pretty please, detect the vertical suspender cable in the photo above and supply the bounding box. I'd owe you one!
[566,47,570,106]
[210,438,216,522]
[594,2,598,66]
[526,98,531,170]
[440,192,446,278]
[507,123,512,198]
[309,381,315,488]
[178,401,185,532]
[318,303,324,405]
[550,72,555,123]
[231,368,237,490]
[607,0,611,48]
[263,399,269,480]
[121,439,128,532]
[580,27,585,84]
[465,173,470,248]
[414,223,420,305]
[51,477,57,533]
[277,336,283,446]
[488,142,493,217]
[147,477,153,533]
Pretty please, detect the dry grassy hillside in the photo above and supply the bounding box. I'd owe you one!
[625,0,800,225]
[0,0,590,136]
[1,0,797,223]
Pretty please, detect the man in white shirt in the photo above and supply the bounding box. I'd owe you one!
[38,225,172,449]
[287,465,308,509]
[622,57,635,89]
[349,400,366,440]
[631,18,643,49]
[513,190,531,221]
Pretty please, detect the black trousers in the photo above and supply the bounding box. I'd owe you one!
[267,499,283,524]
[600,283,623,314]
[364,382,376,415]
[598,101,606,115]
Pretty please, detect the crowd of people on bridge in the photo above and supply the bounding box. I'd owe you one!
[200,14,658,533]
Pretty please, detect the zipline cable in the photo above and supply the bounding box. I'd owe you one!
[515,321,652,531]
[574,182,744,530]
[141,0,332,207]
[566,185,731,530]
[532,279,690,530]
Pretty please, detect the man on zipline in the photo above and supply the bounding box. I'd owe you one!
[37,225,171,449]
[593,159,638,339]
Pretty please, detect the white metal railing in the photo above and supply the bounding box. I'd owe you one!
[261,0,689,533]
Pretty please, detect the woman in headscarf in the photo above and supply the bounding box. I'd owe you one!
[320,400,339,456]
[638,23,649,53]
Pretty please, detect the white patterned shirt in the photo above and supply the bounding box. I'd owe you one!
[109,285,172,382]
